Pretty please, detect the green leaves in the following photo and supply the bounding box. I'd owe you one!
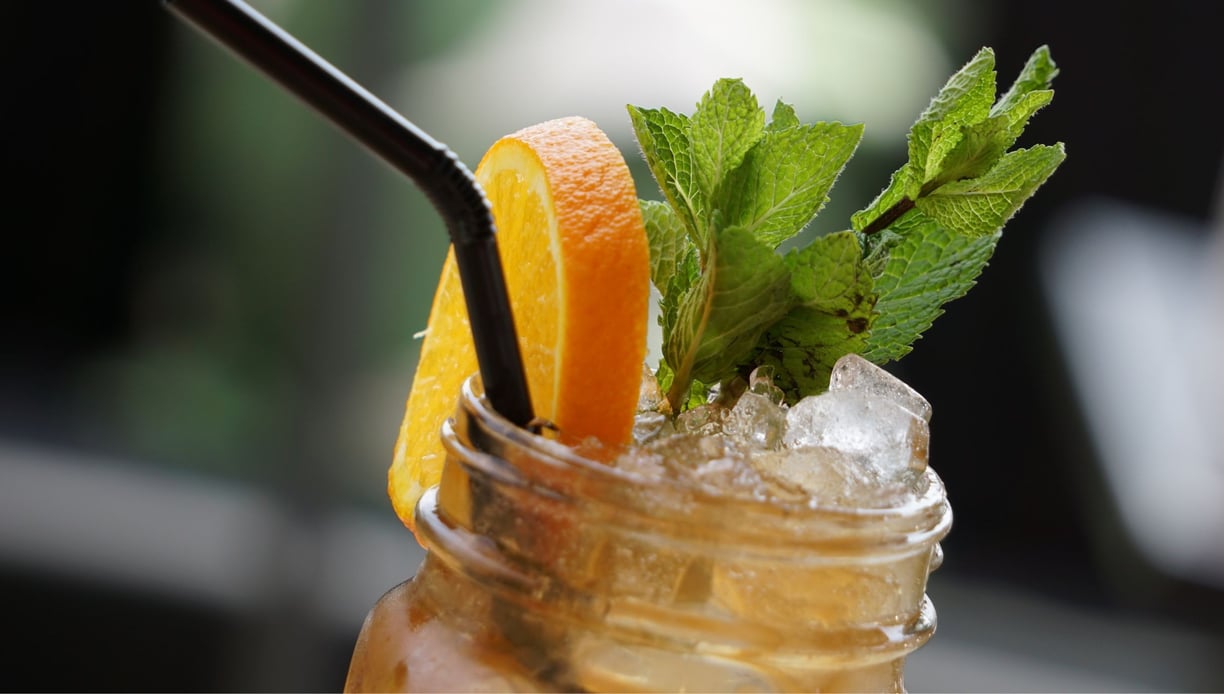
[861,215,999,363]
[755,231,877,398]
[640,199,692,292]
[628,105,704,243]
[852,45,1065,363]
[721,121,865,248]
[631,80,864,408]
[632,46,1065,410]
[663,227,793,395]
[689,79,764,234]
[993,45,1058,123]
[917,144,1065,238]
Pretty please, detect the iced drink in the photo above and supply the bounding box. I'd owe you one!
[344,354,950,692]
[348,44,1063,693]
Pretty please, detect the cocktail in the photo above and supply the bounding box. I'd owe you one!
[346,45,1064,693]
[346,360,949,692]
[159,3,1062,691]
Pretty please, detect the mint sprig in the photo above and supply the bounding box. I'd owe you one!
[630,46,1065,412]
[854,46,1065,361]
[629,80,863,409]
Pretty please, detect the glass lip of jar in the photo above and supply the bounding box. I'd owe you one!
[451,375,951,554]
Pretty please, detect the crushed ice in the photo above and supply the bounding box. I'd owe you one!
[620,355,932,508]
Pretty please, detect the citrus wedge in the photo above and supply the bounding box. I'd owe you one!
[388,116,650,533]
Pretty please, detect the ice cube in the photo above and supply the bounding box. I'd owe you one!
[723,391,786,450]
[675,403,726,436]
[746,365,785,405]
[750,445,880,506]
[632,410,673,445]
[637,362,667,413]
[710,546,908,630]
[632,433,769,499]
[750,443,926,509]
[690,452,769,496]
[783,390,928,475]
[829,353,932,422]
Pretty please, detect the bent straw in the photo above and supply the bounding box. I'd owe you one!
[163,0,535,429]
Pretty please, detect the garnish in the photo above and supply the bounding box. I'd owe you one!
[630,46,1065,412]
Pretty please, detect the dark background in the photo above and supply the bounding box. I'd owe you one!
[905,0,1223,605]
[3,1,1222,691]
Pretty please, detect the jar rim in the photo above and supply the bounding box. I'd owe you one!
[451,375,951,555]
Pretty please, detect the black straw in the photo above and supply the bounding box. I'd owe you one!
[163,0,535,429]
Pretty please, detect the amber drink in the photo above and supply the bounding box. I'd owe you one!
[345,353,950,692]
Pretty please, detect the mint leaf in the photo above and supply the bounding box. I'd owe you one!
[909,47,998,192]
[657,248,700,365]
[627,105,705,242]
[664,227,792,402]
[916,144,1066,237]
[993,45,1058,122]
[643,198,701,379]
[720,121,864,249]
[754,230,877,400]
[784,231,876,315]
[689,79,765,227]
[928,114,1013,185]
[768,100,801,131]
[640,199,694,292]
[757,308,868,402]
[863,214,998,363]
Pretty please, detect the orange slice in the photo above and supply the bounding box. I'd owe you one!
[388,116,650,534]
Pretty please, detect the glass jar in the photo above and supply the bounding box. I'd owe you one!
[344,377,952,692]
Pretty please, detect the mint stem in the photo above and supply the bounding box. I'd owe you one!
[666,378,687,414]
[861,197,915,235]
[666,348,694,412]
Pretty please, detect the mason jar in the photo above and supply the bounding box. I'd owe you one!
[344,376,951,692]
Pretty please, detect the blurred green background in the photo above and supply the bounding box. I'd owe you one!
[3,1,1222,691]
